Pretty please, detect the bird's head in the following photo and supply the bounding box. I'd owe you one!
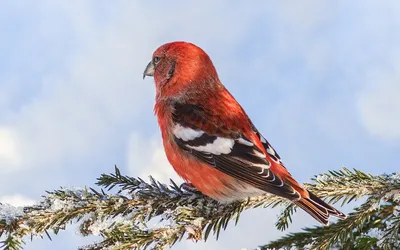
[143,41,220,101]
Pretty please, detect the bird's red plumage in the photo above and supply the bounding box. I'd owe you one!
[147,41,345,224]
[155,90,261,200]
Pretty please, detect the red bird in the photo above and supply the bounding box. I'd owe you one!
[143,41,345,225]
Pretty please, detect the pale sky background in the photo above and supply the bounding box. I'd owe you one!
[1,1,400,249]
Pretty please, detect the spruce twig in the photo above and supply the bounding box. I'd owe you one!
[0,168,398,250]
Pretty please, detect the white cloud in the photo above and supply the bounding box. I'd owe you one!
[1,2,156,172]
[0,194,35,207]
[0,126,21,170]
[357,60,400,140]
[126,132,180,184]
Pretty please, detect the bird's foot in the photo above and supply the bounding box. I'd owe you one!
[180,182,198,193]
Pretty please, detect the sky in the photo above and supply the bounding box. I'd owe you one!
[0,1,400,249]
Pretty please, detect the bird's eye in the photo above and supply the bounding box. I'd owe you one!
[153,56,161,64]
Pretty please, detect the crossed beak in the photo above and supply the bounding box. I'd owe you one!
[143,61,155,79]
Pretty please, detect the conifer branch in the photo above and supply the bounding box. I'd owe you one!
[0,167,284,249]
[260,170,400,250]
[0,167,398,250]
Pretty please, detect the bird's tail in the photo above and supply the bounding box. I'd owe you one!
[294,191,346,225]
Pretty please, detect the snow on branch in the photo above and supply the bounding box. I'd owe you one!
[0,167,399,250]
[261,169,400,250]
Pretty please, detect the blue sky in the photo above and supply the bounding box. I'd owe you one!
[1,1,399,249]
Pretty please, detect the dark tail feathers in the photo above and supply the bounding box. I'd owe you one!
[294,191,346,225]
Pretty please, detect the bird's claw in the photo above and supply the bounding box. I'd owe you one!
[180,182,198,192]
